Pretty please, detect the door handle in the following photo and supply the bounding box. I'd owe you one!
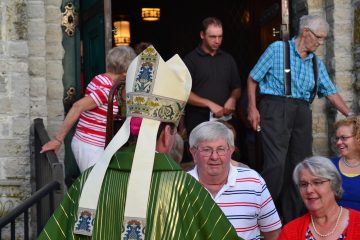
[272,28,280,37]
[63,87,77,113]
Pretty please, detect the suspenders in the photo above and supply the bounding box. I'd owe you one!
[283,41,319,103]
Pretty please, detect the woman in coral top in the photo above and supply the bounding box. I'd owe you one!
[278,156,360,240]
[41,46,136,172]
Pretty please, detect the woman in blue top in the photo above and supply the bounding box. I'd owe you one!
[331,116,360,211]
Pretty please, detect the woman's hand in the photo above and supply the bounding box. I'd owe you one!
[40,138,62,153]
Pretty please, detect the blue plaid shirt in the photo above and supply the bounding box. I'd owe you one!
[250,38,337,102]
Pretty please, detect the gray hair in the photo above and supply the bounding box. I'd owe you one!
[189,121,234,148]
[298,15,329,36]
[106,46,136,74]
[293,156,343,200]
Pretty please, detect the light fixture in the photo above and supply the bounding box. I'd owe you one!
[141,8,160,21]
[113,20,131,46]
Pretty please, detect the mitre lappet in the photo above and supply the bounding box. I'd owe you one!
[73,46,192,238]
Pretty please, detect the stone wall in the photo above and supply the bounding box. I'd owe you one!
[0,0,64,238]
[354,0,360,112]
[308,0,355,155]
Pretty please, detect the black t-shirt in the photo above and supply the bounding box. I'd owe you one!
[183,47,241,132]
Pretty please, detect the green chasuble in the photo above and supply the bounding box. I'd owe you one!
[38,146,240,240]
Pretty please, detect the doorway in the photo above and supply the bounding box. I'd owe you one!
[111,0,283,84]
[73,0,288,171]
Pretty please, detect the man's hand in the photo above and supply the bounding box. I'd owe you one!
[208,102,224,118]
[247,76,260,131]
[223,97,237,116]
[247,105,261,131]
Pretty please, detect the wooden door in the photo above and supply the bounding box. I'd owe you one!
[81,0,105,88]
[61,0,81,187]
[61,0,106,187]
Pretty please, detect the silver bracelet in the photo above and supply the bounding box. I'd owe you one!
[54,137,62,144]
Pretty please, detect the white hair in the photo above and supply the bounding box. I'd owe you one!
[189,121,234,148]
[298,15,329,36]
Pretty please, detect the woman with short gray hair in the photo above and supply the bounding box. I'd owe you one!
[293,156,343,199]
[41,46,136,173]
[279,156,360,239]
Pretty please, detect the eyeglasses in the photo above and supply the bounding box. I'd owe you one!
[298,179,330,190]
[333,135,354,142]
[196,146,229,157]
[307,28,326,43]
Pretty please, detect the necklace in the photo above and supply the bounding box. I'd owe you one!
[311,206,343,238]
[342,157,360,168]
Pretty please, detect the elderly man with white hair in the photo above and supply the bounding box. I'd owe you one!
[247,15,353,223]
[188,121,282,240]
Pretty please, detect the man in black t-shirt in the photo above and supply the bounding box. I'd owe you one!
[183,17,241,135]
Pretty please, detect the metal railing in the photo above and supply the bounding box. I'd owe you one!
[0,118,64,239]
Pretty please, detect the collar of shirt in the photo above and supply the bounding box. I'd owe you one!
[195,46,223,57]
[291,37,314,61]
[189,164,237,199]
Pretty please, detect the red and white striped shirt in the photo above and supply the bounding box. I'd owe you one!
[188,165,282,240]
[74,74,118,147]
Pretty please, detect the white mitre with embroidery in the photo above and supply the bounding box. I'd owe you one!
[73,46,192,238]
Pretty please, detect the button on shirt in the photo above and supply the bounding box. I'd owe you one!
[250,38,337,102]
[188,165,282,239]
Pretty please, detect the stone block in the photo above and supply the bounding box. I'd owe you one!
[310,98,326,113]
[308,0,323,10]
[45,0,63,7]
[0,75,7,94]
[0,116,11,138]
[313,114,327,133]
[9,73,30,95]
[0,97,11,113]
[11,96,30,115]
[27,20,46,40]
[0,41,4,55]
[1,157,29,180]
[46,24,63,43]
[0,179,24,217]
[5,1,28,41]
[45,6,62,23]
[46,60,64,80]
[7,41,28,58]
[46,44,64,60]
[28,39,46,57]
[30,77,47,97]
[334,0,354,7]
[0,140,29,158]
[47,79,63,99]
[334,58,353,71]
[47,99,64,119]
[28,57,45,77]
[30,97,47,117]
[312,136,329,156]
[27,2,45,19]
[12,117,30,137]
[337,93,353,103]
[6,59,28,73]
[334,28,352,39]
[0,60,9,73]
